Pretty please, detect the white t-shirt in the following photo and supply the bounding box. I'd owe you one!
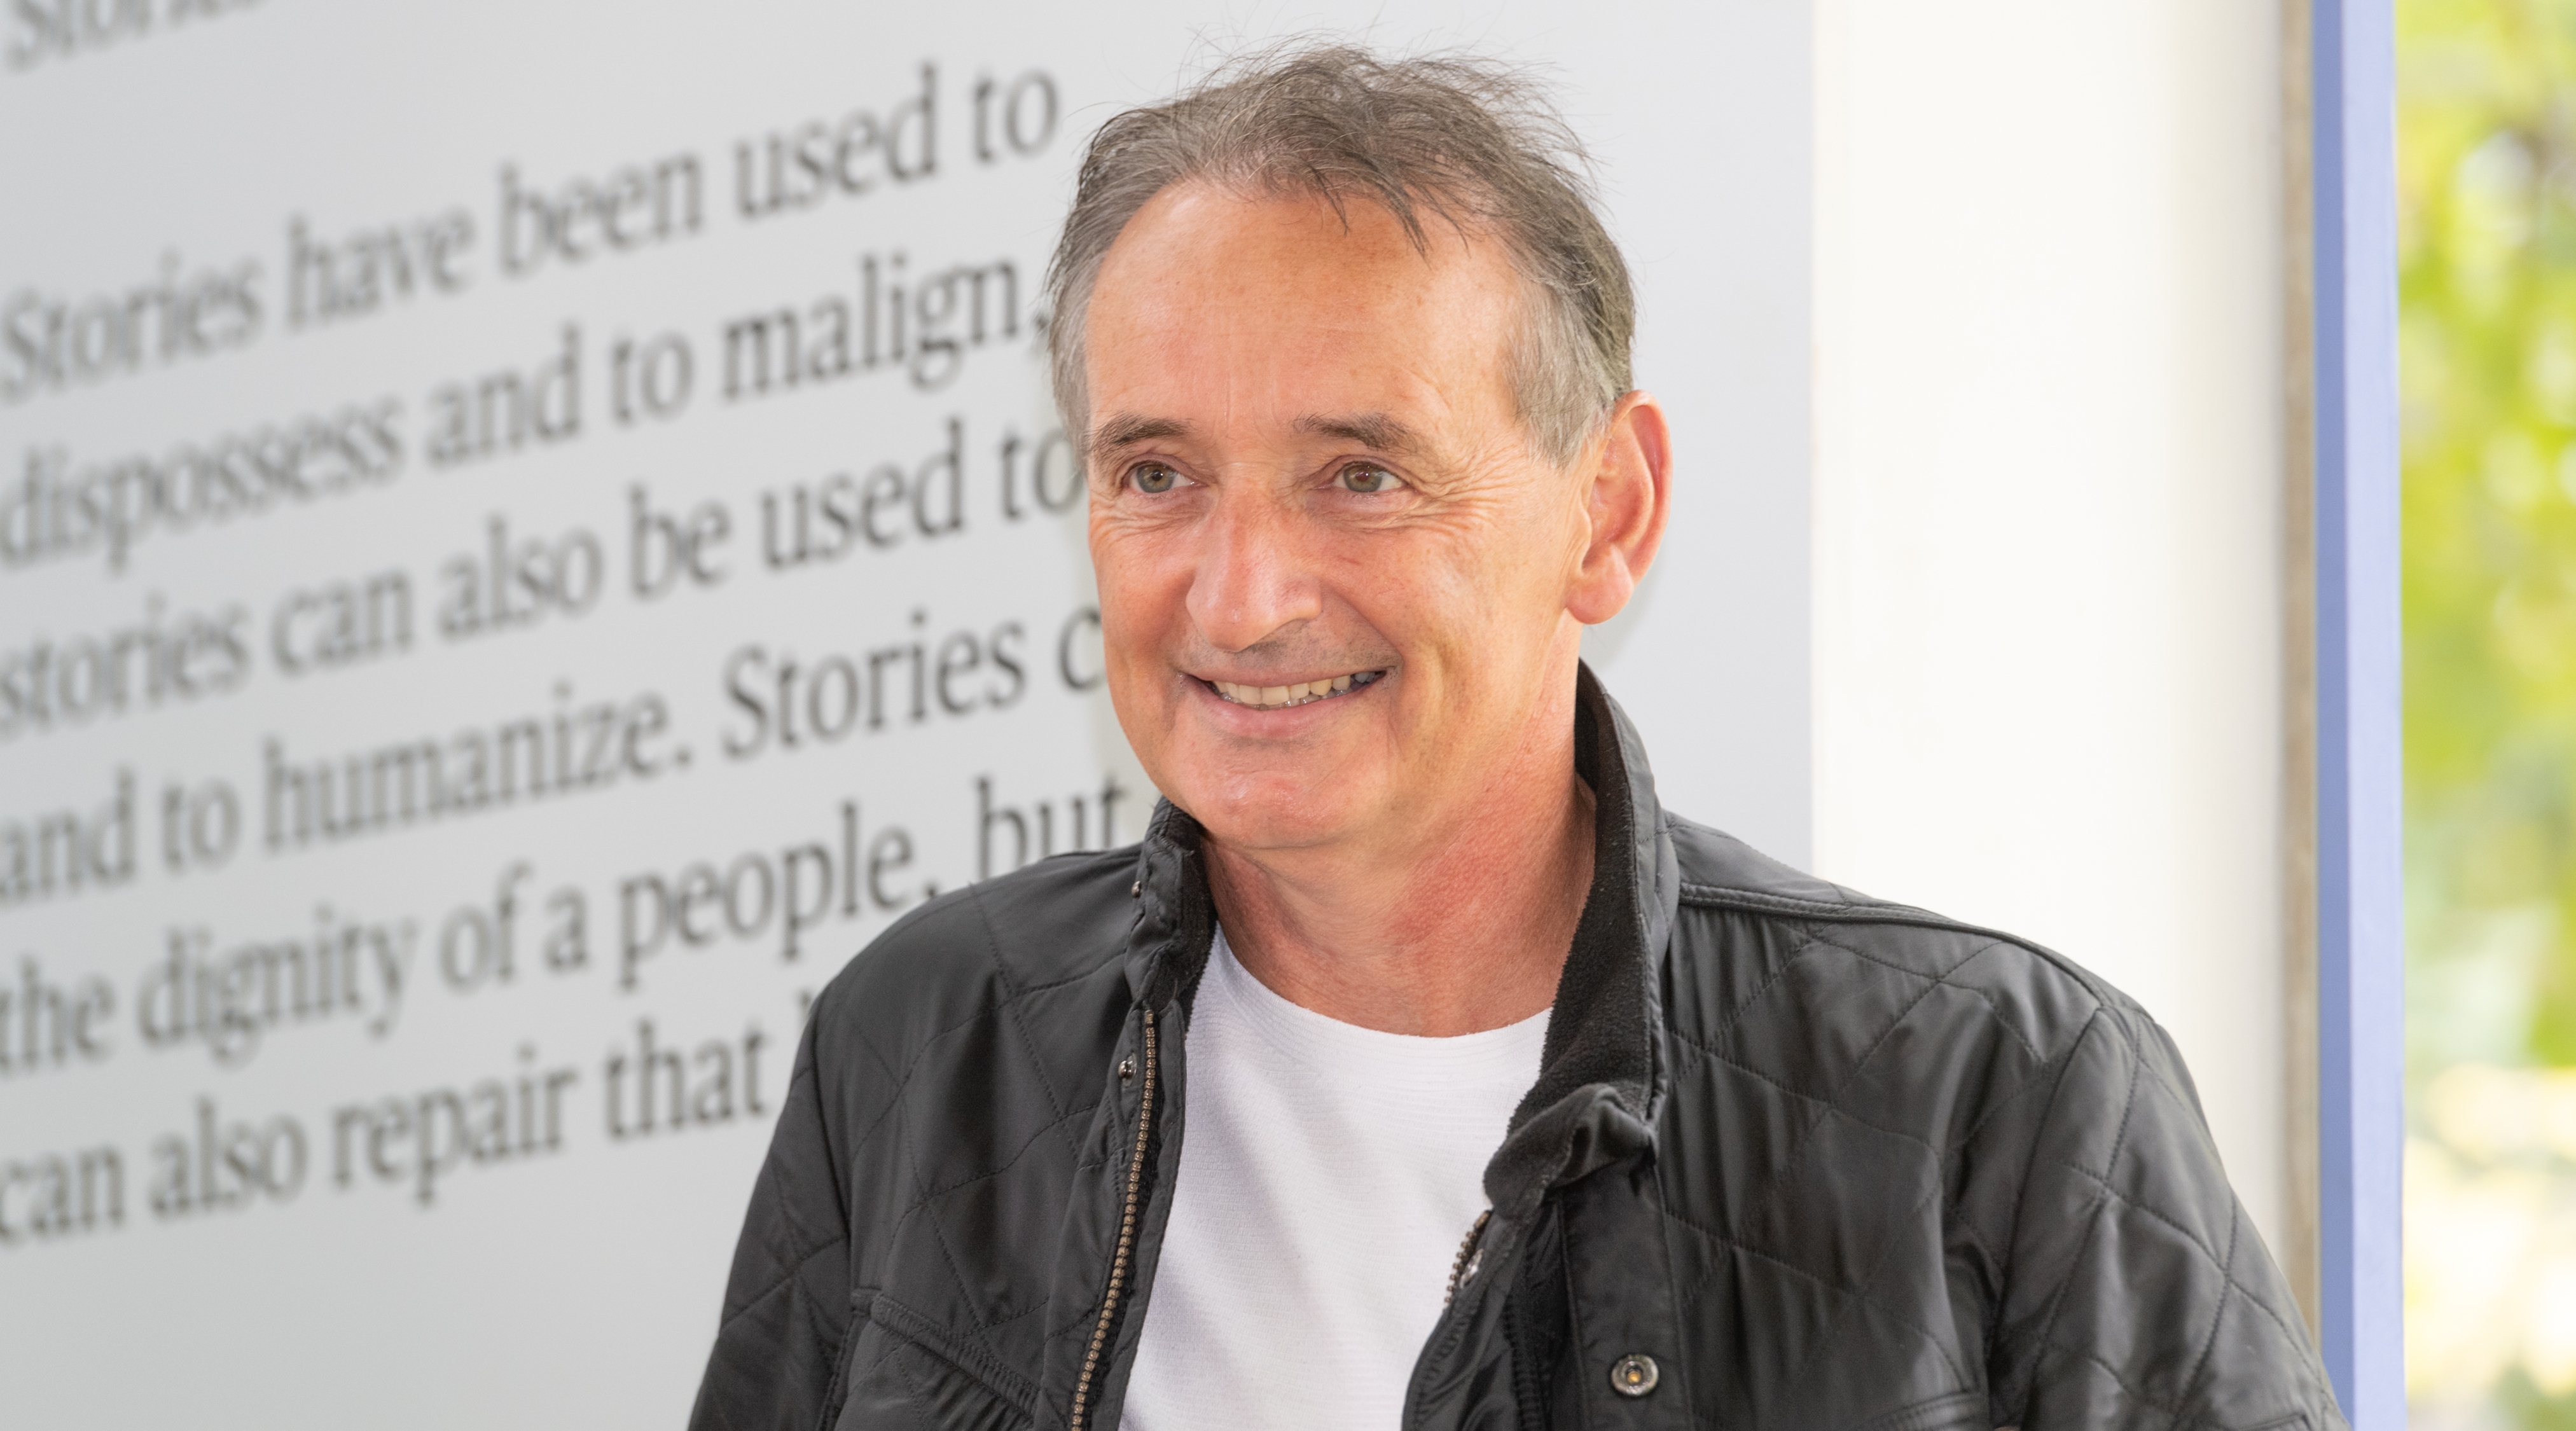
[1123,927,1549,1430]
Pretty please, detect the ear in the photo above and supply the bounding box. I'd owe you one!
[1565,391,1673,625]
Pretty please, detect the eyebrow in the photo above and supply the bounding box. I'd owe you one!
[1085,410,1429,462]
[1089,415,1189,462]
[1295,411,1425,455]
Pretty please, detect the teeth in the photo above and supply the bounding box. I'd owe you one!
[1211,671,1380,709]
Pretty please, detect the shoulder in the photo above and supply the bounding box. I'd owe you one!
[807,845,1142,1081]
[1651,827,2324,1415]
[1656,813,2185,1133]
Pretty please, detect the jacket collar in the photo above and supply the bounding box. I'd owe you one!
[1126,661,1680,1217]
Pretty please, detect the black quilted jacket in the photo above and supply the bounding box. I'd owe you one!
[691,667,2346,1431]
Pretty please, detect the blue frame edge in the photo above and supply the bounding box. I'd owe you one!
[2312,1,2406,1425]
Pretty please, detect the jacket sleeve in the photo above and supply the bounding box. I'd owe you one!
[689,1016,857,1431]
[1989,1004,2347,1430]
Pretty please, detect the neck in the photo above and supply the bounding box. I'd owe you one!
[1202,683,1597,1038]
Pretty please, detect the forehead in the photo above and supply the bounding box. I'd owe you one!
[1083,183,1524,436]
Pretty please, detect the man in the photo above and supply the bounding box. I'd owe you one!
[692,46,2344,1431]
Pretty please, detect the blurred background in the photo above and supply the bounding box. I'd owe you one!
[2402,1,2576,1425]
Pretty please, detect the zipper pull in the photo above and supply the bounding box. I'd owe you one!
[1443,1208,1493,1306]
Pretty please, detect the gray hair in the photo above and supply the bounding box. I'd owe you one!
[1043,43,1635,467]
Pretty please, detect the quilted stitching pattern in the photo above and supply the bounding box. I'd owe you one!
[1659,845,2342,1431]
[694,684,2346,1431]
[692,851,1144,1431]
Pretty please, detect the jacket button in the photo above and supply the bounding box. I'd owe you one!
[1609,1354,1659,1398]
[1130,880,1142,897]
[1117,1056,1136,1084]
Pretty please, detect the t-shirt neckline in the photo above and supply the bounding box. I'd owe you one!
[1205,925,1552,1083]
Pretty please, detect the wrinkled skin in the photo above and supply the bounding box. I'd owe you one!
[1082,183,1672,1034]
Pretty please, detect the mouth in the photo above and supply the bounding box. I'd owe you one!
[1201,668,1388,711]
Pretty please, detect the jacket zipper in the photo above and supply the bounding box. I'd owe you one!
[1443,1208,1492,1306]
[1069,1006,1157,1431]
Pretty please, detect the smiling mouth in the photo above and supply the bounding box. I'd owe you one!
[1205,669,1387,710]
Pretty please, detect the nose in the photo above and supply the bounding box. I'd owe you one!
[1185,486,1324,654]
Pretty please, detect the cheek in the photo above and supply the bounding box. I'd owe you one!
[1345,521,1547,639]
[1371,547,1572,715]
[1090,527,1189,667]
[1461,499,1583,614]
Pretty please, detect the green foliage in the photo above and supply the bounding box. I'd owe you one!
[2400,0,2576,1074]
[2503,1368,2576,1431]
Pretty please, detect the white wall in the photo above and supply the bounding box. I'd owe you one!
[1813,0,2292,1252]
[0,4,1811,1426]
[1583,2,1813,865]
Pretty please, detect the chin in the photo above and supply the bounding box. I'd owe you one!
[1167,764,1373,852]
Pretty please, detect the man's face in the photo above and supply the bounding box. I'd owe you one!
[1083,184,1605,855]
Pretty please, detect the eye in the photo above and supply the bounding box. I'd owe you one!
[1128,461,1191,495]
[1336,462,1406,494]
